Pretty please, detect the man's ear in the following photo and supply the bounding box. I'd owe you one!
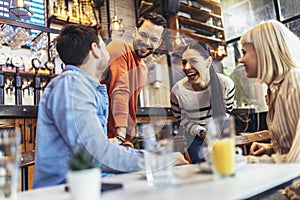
[132,27,137,37]
[91,42,100,59]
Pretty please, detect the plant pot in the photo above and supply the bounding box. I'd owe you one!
[67,168,101,200]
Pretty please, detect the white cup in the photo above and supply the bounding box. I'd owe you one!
[139,121,176,187]
[0,128,21,200]
[67,168,101,200]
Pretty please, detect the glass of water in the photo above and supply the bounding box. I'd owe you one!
[0,128,21,199]
[140,121,176,187]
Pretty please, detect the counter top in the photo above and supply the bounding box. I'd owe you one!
[20,163,300,200]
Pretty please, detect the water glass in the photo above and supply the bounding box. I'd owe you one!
[0,128,21,199]
[206,116,236,179]
[140,121,176,187]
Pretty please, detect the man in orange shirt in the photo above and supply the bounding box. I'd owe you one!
[102,13,167,146]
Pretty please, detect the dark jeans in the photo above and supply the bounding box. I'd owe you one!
[186,135,206,164]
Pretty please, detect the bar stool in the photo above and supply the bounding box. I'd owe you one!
[20,150,35,191]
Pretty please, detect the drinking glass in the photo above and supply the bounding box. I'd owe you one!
[0,128,21,199]
[139,121,176,187]
[206,116,236,179]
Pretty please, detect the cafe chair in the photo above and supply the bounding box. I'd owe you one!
[20,150,35,191]
[235,130,271,155]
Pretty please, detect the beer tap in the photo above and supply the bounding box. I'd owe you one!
[0,54,6,104]
[11,56,23,105]
[32,58,41,105]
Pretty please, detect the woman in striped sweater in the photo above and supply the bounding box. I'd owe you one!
[170,41,235,163]
[240,20,300,163]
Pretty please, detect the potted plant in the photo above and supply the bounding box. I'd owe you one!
[67,147,101,200]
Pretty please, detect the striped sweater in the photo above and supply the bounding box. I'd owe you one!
[170,73,235,136]
[265,68,300,162]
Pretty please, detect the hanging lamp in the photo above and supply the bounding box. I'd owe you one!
[110,0,124,33]
[9,0,33,17]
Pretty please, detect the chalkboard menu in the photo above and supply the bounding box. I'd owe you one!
[0,0,45,27]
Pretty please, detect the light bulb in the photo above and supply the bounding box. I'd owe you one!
[16,0,24,8]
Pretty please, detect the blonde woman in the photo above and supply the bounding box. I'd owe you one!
[240,20,300,163]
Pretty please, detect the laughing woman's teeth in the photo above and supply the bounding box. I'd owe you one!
[187,72,197,77]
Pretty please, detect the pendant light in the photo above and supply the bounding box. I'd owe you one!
[110,0,124,33]
[9,0,33,17]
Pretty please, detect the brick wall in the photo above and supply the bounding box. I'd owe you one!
[100,0,136,40]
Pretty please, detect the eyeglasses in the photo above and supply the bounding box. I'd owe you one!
[137,29,161,46]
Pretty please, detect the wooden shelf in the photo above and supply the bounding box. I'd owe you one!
[198,0,222,9]
[179,16,224,32]
[48,15,94,26]
[0,105,38,118]
[0,18,60,34]
[179,29,223,46]
[176,0,226,58]
[180,3,222,20]
[1,69,56,78]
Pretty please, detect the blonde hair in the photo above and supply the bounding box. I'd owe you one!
[240,20,300,85]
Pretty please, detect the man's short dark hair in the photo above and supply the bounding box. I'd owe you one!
[56,24,99,66]
[137,12,167,37]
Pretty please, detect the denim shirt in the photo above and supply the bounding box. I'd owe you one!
[33,65,144,188]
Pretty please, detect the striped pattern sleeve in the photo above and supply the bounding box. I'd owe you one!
[267,68,300,160]
[286,119,300,163]
[280,69,300,162]
[170,91,207,136]
[170,91,181,124]
[226,85,235,114]
[219,73,235,114]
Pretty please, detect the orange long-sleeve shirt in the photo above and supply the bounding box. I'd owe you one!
[102,39,147,139]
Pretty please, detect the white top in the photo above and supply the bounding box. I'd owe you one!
[20,163,300,200]
[171,73,235,136]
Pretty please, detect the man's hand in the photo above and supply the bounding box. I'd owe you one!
[250,142,267,156]
[172,152,189,166]
[108,137,122,144]
[116,127,126,138]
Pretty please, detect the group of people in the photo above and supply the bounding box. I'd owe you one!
[33,10,300,192]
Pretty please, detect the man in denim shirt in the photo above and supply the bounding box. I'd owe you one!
[33,24,147,188]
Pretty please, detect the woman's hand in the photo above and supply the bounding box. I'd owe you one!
[250,142,267,156]
[172,152,190,166]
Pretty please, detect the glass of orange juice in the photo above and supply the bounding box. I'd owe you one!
[207,116,236,178]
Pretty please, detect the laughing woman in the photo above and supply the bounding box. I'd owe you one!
[170,41,235,163]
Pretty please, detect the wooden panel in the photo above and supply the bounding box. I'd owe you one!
[0,119,16,128]
[0,118,36,190]
[136,116,175,124]
[24,118,37,152]
[15,119,26,152]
